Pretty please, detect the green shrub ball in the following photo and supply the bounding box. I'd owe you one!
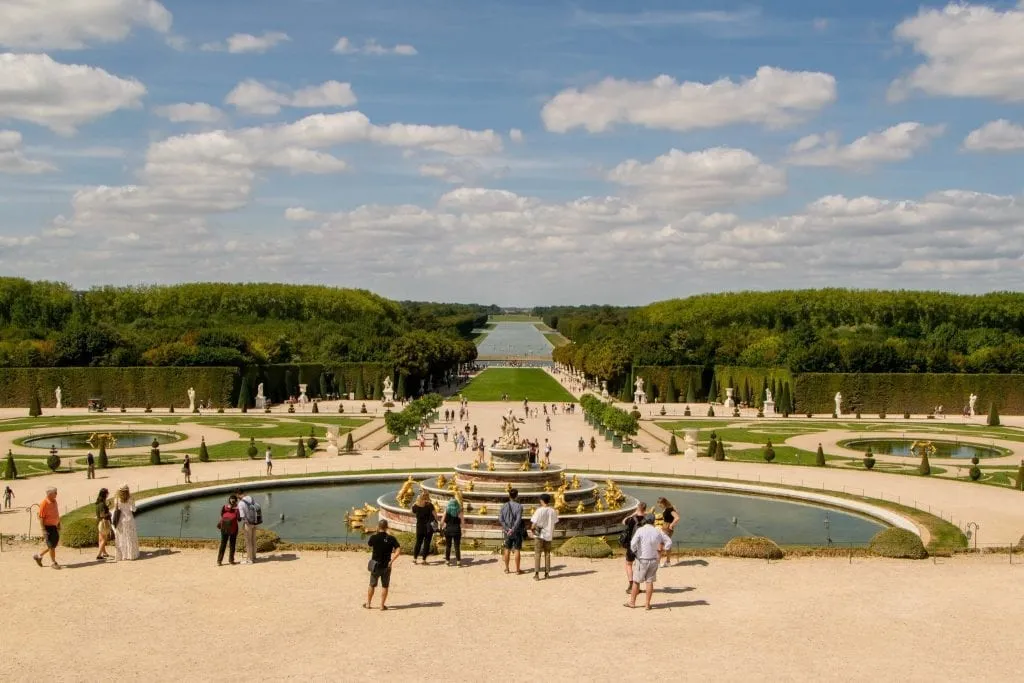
[237,529,280,553]
[61,518,99,548]
[869,528,928,559]
[724,536,784,560]
[555,536,613,558]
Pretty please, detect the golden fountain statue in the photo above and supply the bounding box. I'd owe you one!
[466,480,475,492]
[553,485,568,513]
[575,501,585,514]
[487,460,495,471]
[479,505,488,515]
[571,474,580,490]
[87,432,118,449]
[519,460,530,472]
[396,476,416,508]
[471,460,480,470]
[436,473,447,488]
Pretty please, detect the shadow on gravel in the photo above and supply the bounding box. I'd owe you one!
[651,599,709,610]
[387,601,445,610]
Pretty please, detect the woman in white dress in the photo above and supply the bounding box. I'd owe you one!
[112,484,140,561]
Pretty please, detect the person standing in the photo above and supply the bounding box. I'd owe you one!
[411,491,437,565]
[86,451,96,480]
[432,434,439,452]
[620,503,646,593]
[590,436,597,454]
[3,485,14,509]
[443,425,449,442]
[442,498,463,567]
[182,454,192,484]
[217,494,240,566]
[627,514,673,610]
[365,519,402,610]
[236,489,259,564]
[543,439,552,465]
[95,488,112,561]
[657,497,679,567]
[112,485,139,561]
[265,447,273,476]
[530,493,558,580]
[32,487,61,569]
[578,437,585,453]
[500,488,524,574]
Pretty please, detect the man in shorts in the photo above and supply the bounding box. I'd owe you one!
[621,503,646,593]
[33,487,61,569]
[365,519,401,610]
[499,488,524,574]
[627,514,673,610]
[530,493,559,580]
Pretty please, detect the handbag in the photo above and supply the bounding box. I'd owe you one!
[429,519,440,533]
[112,508,122,528]
[367,559,379,573]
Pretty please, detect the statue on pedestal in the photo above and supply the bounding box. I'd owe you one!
[497,409,524,448]
[633,376,647,405]
[187,387,196,412]
[382,376,395,403]
[55,386,62,410]
[834,392,843,416]
[968,393,978,417]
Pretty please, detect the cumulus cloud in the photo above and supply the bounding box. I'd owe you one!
[202,31,290,54]
[890,2,1024,102]
[509,128,524,143]
[0,53,146,134]
[0,130,55,174]
[541,66,836,133]
[786,122,945,169]
[332,37,417,56]
[606,148,786,209]
[154,102,224,123]
[0,0,172,50]
[963,119,1024,152]
[225,80,357,115]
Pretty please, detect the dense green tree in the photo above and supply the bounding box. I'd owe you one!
[815,444,826,467]
[98,443,108,468]
[237,377,251,412]
[28,393,41,417]
[988,403,1000,427]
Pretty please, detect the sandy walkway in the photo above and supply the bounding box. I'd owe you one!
[0,548,1021,681]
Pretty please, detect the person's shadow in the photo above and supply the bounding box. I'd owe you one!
[260,553,299,562]
[656,586,695,594]
[386,601,444,610]
[546,570,597,580]
[674,559,709,567]
[651,599,709,609]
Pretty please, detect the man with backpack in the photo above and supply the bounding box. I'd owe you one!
[235,489,262,564]
[499,488,524,575]
[619,502,647,593]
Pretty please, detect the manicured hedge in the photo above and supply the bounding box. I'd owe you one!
[555,536,613,558]
[868,528,928,559]
[724,536,784,559]
[242,363,392,403]
[793,373,1024,414]
[0,367,237,408]
[632,365,705,402]
[712,366,794,406]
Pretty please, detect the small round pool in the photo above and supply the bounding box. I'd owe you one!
[842,438,1002,460]
[22,431,182,450]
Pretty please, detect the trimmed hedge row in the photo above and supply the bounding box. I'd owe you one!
[632,366,705,402]
[0,367,237,408]
[712,365,794,405]
[242,363,393,404]
[793,373,1024,414]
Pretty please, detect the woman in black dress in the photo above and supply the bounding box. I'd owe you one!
[411,491,438,565]
[442,499,464,567]
[657,497,679,567]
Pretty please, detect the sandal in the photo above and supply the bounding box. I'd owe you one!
[623,602,635,609]
[380,605,388,611]
[504,568,510,574]
[362,603,371,610]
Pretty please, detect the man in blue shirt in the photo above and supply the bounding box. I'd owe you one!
[500,488,524,574]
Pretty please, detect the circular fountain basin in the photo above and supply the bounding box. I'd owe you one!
[841,438,1004,459]
[22,430,183,450]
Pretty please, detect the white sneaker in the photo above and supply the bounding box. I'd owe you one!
[240,559,252,565]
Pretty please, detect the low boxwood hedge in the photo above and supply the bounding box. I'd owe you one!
[237,528,281,553]
[555,535,613,558]
[61,518,99,548]
[869,528,928,559]
[724,536,784,559]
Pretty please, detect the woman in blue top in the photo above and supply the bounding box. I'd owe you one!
[442,498,464,567]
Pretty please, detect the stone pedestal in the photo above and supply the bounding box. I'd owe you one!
[763,400,775,415]
[725,387,736,409]
[683,429,698,447]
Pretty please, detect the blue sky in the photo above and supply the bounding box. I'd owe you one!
[1,0,1023,304]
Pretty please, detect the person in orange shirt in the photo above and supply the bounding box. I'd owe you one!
[33,487,61,569]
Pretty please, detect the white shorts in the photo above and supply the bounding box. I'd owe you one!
[632,558,660,584]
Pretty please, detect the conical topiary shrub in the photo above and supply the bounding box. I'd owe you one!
[763,440,775,462]
[918,449,931,476]
[246,437,257,459]
[46,452,61,471]
[705,434,717,458]
[707,406,715,417]
[199,437,210,462]
[238,377,251,413]
[667,435,679,455]
[714,439,725,461]
[1017,460,1024,491]
[296,437,307,458]
[863,447,875,470]
[97,443,108,469]
[344,432,354,453]
[29,393,41,417]
[150,438,161,465]
[987,403,1000,427]
[683,405,691,416]
[2,449,16,479]
[815,444,826,467]
[307,427,318,451]
[311,400,319,414]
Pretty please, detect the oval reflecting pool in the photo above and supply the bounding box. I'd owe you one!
[23,431,182,450]
[843,438,1001,460]
[137,481,886,547]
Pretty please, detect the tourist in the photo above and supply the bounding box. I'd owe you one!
[433,434,440,452]
[182,454,192,484]
[590,437,597,454]
[530,493,558,580]
[418,434,425,451]
[443,425,449,441]
[33,487,61,569]
[621,503,647,593]
[442,498,463,567]
[365,519,402,610]
[543,404,548,416]
[657,497,679,567]
[545,416,551,431]
[237,489,258,564]
[411,491,438,565]
[265,447,273,476]
[543,439,552,464]
[578,437,585,453]
[626,514,673,610]
[500,488,524,574]
[112,484,140,561]
[3,484,14,509]
[86,451,96,479]
[217,494,240,566]
[95,488,112,561]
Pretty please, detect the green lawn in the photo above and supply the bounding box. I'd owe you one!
[456,368,576,402]
[543,332,570,348]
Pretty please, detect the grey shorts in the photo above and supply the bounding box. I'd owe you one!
[369,566,392,589]
[632,558,660,584]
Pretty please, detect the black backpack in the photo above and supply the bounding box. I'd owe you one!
[618,517,637,549]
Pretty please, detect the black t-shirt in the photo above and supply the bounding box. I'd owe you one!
[663,507,676,525]
[368,532,401,565]
[412,502,436,529]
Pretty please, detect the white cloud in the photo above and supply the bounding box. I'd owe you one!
[154,102,224,123]
[332,37,417,56]
[0,0,172,50]
[963,119,1024,152]
[0,53,146,134]
[607,147,786,209]
[786,122,945,169]
[202,31,290,54]
[225,79,357,115]
[890,2,1024,102]
[509,128,524,143]
[0,130,55,174]
[541,66,836,133]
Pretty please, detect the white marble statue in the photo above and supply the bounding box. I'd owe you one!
[255,382,266,409]
[54,386,62,410]
[969,393,978,417]
[298,384,308,404]
[834,392,843,416]
[633,376,647,405]
[765,388,773,403]
[601,380,610,400]
[382,376,395,403]
[725,387,736,409]
[497,409,524,448]
[257,383,265,399]
[187,387,196,412]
